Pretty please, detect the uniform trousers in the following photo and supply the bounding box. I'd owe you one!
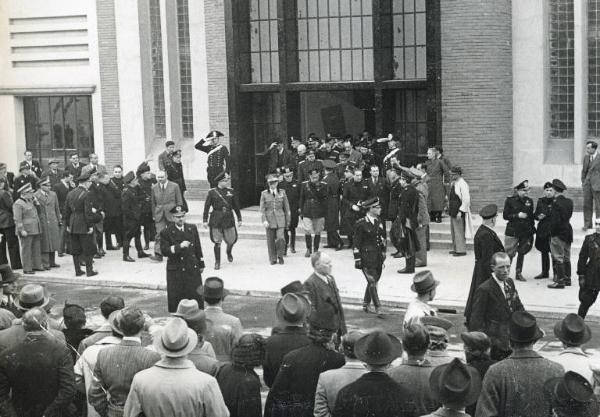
[19,234,42,272]
[415,225,428,266]
[579,288,600,319]
[583,182,600,228]
[154,218,168,256]
[362,265,382,308]
[0,226,21,269]
[450,214,466,253]
[550,237,571,264]
[123,225,143,254]
[266,227,286,262]
[58,223,68,255]
[207,167,223,188]
[70,233,97,256]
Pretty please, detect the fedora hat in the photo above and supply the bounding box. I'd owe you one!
[554,314,592,346]
[108,309,124,336]
[429,358,482,406]
[153,317,198,358]
[276,293,309,326]
[544,371,599,417]
[14,284,51,311]
[354,330,402,366]
[197,277,229,299]
[411,270,440,294]
[460,331,491,353]
[509,311,544,343]
[0,265,18,286]
[172,299,205,323]
[280,280,308,296]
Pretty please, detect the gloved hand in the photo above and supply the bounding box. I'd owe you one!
[354,259,362,270]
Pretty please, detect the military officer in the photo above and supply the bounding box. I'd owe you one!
[341,167,369,248]
[322,160,343,250]
[64,168,103,277]
[548,179,574,289]
[393,171,420,274]
[34,176,61,269]
[576,219,600,318]
[44,160,62,187]
[12,183,42,275]
[298,167,328,257]
[202,171,242,270]
[353,197,387,317]
[279,166,300,253]
[503,180,535,281]
[121,171,150,262]
[195,130,230,187]
[160,205,205,312]
[136,161,155,250]
[12,162,37,202]
[297,149,323,183]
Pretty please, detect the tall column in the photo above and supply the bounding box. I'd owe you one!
[441,0,513,210]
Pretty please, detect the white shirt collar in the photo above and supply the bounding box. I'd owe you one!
[123,336,142,344]
[492,274,506,297]
[366,213,377,224]
[314,271,330,283]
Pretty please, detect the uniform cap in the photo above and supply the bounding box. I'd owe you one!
[17,183,33,194]
[214,171,230,183]
[479,204,498,219]
[135,162,150,177]
[36,176,50,187]
[165,140,175,147]
[206,130,224,139]
[170,205,187,216]
[19,161,29,171]
[552,179,567,192]
[514,180,529,190]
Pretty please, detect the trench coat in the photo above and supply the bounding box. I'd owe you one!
[424,159,448,212]
[577,233,600,290]
[322,173,340,231]
[34,189,61,252]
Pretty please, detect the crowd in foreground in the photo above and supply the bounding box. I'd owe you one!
[0,258,598,417]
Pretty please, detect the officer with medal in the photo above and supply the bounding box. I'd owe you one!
[202,171,242,270]
[160,205,205,312]
[195,130,230,187]
[503,180,535,282]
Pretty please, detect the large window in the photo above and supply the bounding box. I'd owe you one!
[297,0,373,81]
[177,0,194,138]
[390,0,426,80]
[24,96,94,167]
[249,0,279,83]
[384,89,428,164]
[549,0,574,140]
[589,0,600,138]
[150,0,167,139]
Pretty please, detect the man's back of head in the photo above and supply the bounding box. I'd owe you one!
[22,307,48,332]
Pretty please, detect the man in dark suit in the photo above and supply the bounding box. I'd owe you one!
[21,150,42,178]
[160,205,205,312]
[121,172,150,262]
[322,160,343,250]
[366,165,388,220]
[469,252,525,360]
[262,139,296,173]
[582,140,600,230]
[52,171,74,257]
[465,204,505,326]
[65,153,85,183]
[304,251,347,339]
[353,197,387,316]
[44,160,62,187]
[0,164,15,193]
[64,169,103,277]
[0,307,75,417]
[503,180,535,281]
[548,179,574,289]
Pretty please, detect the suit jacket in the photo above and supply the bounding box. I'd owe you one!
[263,326,311,388]
[387,359,438,416]
[367,176,388,218]
[0,190,14,229]
[304,273,347,335]
[44,169,63,188]
[322,173,341,231]
[151,181,182,223]
[0,322,65,353]
[52,180,72,216]
[314,361,367,417]
[12,198,41,235]
[465,225,505,322]
[582,152,600,190]
[88,339,160,414]
[65,162,85,180]
[204,306,243,362]
[0,331,75,417]
[64,186,103,234]
[332,372,412,417]
[216,364,262,417]
[475,350,564,417]
[469,277,524,353]
[551,194,573,243]
[260,189,290,229]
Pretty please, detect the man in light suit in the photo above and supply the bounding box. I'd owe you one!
[150,170,182,262]
[12,183,42,274]
[87,153,106,175]
[260,174,291,265]
[582,140,600,230]
[304,251,347,341]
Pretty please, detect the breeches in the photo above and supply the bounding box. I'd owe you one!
[550,237,571,264]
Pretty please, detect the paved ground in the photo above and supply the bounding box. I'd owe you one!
[24,236,600,320]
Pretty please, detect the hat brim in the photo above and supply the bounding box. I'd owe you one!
[275,297,310,327]
[410,279,440,294]
[13,295,52,312]
[430,363,482,406]
[553,321,592,346]
[172,310,204,323]
[509,326,545,343]
[196,285,229,299]
[543,377,600,417]
[354,333,402,365]
[153,327,198,358]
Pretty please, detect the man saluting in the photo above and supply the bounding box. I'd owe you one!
[160,205,205,313]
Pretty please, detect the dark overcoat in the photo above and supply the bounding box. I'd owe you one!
[51,181,72,217]
[159,222,205,312]
[304,273,347,335]
[534,196,553,252]
[468,277,524,354]
[216,364,262,417]
[64,186,103,234]
[299,181,328,219]
[424,159,448,212]
[341,180,369,235]
[475,351,564,417]
[551,194,574,243]
[279,180,300,228]
[12,174,37,201]
[322,173,340,231]
[121,186,142,232]
[262,326,310,388]
[577,233,600,290]
[503,195,535,238]
[464,225,505,323]
[353,217,386,269]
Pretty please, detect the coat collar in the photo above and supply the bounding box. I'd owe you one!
[155,357,195,369]
[508,349,543,360]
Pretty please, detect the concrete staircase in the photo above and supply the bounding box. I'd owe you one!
[185,200,591,251]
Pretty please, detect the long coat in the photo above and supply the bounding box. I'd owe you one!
[366,176,388,220]
[304,273,347,335]
[262,326,310,388]
[468,277,524,354]
[216,364,262,417]
[551,194,573,243]
[0,189,14,229]
[341,180,369,234]
[159,222,204,312]
[464,225,505,323]
[260,189,290,229]
[34,189,61,252]
[534,196,553,252]
[424,159,448,212]
[322,173,340,231]
[577,233,600,290]
[64,186,103,235]
[475,350,564,417]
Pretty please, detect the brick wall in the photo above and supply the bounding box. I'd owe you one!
[96,0,123,168]
[441,0,513,213]
[204,0,230,148]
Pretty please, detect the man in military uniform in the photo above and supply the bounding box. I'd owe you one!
[12,162,37,202]
[12,183,42,275]
[341,167,369,248]
[353,197,387,317]
[64,169,103,277]
[195,130,230,187]
[279,166,300,253]
[44,160,62,187]
[121,171,150,262]
[576,219,600,318]
[533,182,555,280]
[503,180,535,281]
[136,162,155,250]
[299,168,328,257]
[548,179,574,289]
[160,205,205,312]
[297,149,323,183]
[393,171,420,274]
[322,160,343,250]
[202,172,242,270]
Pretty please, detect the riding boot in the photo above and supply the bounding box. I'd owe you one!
[123,246,135,262]
[398,256,415,274]
[214,244,221,270]
[290,229,296,253]
[85,256,97,277]
[313,235,321,252]
[305,235,312,257]
[73,256,84,276]
[534,253,550,279]
[226,244,234,262]
[564,261,572,286]
[515,254,526,281]
[49,252,59,268]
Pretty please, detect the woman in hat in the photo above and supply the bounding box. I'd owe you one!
[12,183,42,274]
[34,176,61,269]
[260,173,290,265]
[545,371,599,417]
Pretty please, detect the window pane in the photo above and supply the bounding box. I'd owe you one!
[64,96,77,149]
[362,16,372,48]
[319,18,329,49]
[589,0,600,137]
[416,46,426,79]
[330,50,341,80]
[248,0,279,84]
[259,0,269,20]
[49,97,62,149]
[299,51,309,80]
[416,13,426,45]
[329,0,339,16]
[250,0,259,19]
[320,51,330,81]
[307,0,318,17]
[309,50,320,80]
[393,47,404,79]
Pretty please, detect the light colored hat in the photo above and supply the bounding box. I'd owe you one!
[153,317,198,358]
